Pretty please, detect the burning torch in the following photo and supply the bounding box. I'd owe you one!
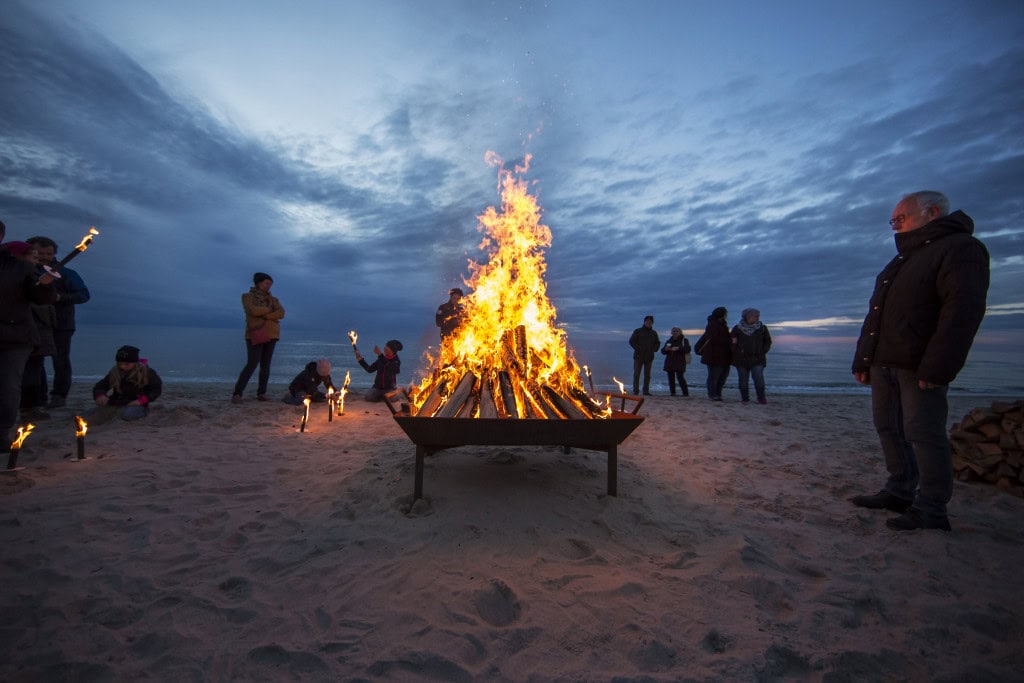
[74,415,89,461]
[337,371,351,416]
[347,330,358,351]
[327,387,335,422]
[58,227,100,268]
[5,424,35,472]
[300,397,311,433]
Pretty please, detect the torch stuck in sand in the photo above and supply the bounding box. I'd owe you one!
[4,424,35,472]
[74,416,89,461]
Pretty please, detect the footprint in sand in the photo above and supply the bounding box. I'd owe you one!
[474,579,521,627]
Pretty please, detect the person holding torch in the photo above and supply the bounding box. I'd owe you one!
[354,339,403,403]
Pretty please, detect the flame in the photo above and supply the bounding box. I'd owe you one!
[413,153,603,418]
[613,377,626,394]
[74,227,100,252]
[347,330,358,346]
[337,371,351,414]
[75,415,88,438]
[10,423,35,449]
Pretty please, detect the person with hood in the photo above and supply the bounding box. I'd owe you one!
[1,224,57,451]
[628,315,660,396]
[661,327,690,397]
[696,307,731,401]
[89,345,163,423]
[232,272,285,403]
[731,308,772,404]
[850,191,989,532]
[354,339,402,402]
[283,358,334,405]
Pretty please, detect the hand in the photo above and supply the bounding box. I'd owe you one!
[918,380,943,390]
[373,345,382,356]
[854,371,869,385]
[38,273,54,285]
[94,394,109,406]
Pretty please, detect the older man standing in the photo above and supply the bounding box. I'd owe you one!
[850,191,989,531]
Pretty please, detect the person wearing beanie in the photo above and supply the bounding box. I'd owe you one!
[731,308,772,404]
[283,358,335,405]
[661,327,691,397]
[6,242,58,422]
[354,339,402,402]
[89,345,162,424]
[436,287,466,340]
[232,271,285,404]
[628,315,660,396]
[696,307,732,401]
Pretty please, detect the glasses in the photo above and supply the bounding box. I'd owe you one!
[889,214,906,227]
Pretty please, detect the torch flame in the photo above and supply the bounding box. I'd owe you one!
[613,377,626,394]
[338,371,351,414]
[74,227,100,252]
[10,423,35,449]
[347,330,358,346]
[75,415,88,438]
[414,153,601,418]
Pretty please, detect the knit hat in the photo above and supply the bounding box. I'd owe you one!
[643,315,654,323]
[253,272,273,285]
[449,287,464,296]
[710,307,728,320]
[316,358,331,376]
[1,241,31,257]
[386,339,403,352]
[742,308,760,320]
[116,345,140,363]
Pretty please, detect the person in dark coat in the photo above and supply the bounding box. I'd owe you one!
[355,339,402,402]
[698,307,731,401]
[89,345,162,424]
[1,225,57,450]
[731,308,772,404]
[629,315,660,396]
[849,191,989,532]
[436,288,465,340]
[661,327,690,396]
[283,358,334,405]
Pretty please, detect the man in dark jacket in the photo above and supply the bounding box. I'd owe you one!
[435,288,465,339]
[850,191,989,532]
[28,236,91,409]
[628,315,660,396]
[1,222,57,450]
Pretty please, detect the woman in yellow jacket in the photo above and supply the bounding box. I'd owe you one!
[231,272,285,403]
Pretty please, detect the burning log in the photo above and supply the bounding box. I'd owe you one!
[434,371,478,419]
[497,371,518,419]
[514,324,528,365]
[950,400,1024,497]
[478,373,500,419]
[542,386,589,419]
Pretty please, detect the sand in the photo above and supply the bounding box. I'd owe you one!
[2,384,1022,681]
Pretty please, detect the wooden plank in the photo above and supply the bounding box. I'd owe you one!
[435,372,478,418]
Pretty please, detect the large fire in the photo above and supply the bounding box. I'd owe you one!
[413,153,605,420]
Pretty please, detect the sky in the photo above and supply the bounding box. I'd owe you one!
[2,0,1023,357]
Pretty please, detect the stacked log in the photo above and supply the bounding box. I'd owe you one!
[949,399,1024,498]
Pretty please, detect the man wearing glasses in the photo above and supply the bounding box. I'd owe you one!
[849,191,989,531]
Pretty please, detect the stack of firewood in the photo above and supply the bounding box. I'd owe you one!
[949,399,1024,497]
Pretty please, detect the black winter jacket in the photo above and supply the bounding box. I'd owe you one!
[288,362,334,398]
[731,324,772,369]
[699,317,732,367]
[662,334,690,372]
[629,326,661,362]
[0,250,56,348]
[852,210,989,385]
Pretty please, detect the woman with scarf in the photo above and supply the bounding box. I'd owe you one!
[232,272,285,403]
[731,308,772,404]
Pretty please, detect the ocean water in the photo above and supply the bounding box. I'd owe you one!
[64,324,1024,398]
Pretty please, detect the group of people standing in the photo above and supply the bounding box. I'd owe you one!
[628,309,772,403]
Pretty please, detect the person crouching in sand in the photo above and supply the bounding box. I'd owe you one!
[89,345,162,424]
[354,340,402,402]
[283,358,334,405]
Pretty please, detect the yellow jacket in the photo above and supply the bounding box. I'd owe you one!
[241,289,285,340]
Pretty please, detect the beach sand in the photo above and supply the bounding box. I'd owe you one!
[2,384,1022,681]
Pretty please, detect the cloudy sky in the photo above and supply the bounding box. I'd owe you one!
[2,0,1022,352]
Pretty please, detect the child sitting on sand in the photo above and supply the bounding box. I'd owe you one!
[282,358,334,405]
[354,340,402,402]
[89,345,163,424]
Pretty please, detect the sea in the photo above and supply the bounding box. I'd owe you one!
[65,324,1023,398]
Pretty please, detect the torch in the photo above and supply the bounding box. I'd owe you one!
[583,365,595,396]
[337,371,351,416]
[326,387,335,422]
[4,424,35,472]
[612,377,628,411]
[300,397,310,432]
[347,330,358,351]
[58,227,101,267]
[74,415,89,461]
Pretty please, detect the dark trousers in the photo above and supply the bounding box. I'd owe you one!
[706,365,729,399]
[666,370,688,396]
[1,345,33,447]
[22,355,48,410]
[233,339,277,397]
[49,329,74,399]
[632,357,653,395]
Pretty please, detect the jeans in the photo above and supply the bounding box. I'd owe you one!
[706,365,729,399]
[871,366,952,517]
[233,339,277,397]
[0,345,33,447]
[49,329,74,399]
[632,358,653,395]
[735,364,766,402]
[666,371,688,396]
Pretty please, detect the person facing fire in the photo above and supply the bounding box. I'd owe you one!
[354,340,403,402]
[435,288,465,339]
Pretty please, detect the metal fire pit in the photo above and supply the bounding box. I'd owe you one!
[393,413,644,500]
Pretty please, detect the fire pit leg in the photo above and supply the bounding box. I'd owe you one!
[414,445,426,500]
[607,444,618,496]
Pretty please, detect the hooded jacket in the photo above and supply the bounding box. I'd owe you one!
[852,210,989,385]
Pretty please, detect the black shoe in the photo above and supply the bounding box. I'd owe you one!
[47,396,66,409]
[849,490,913,513]
[885,508,951,531]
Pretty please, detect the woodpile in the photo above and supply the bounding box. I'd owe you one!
[950,399,1024,498]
